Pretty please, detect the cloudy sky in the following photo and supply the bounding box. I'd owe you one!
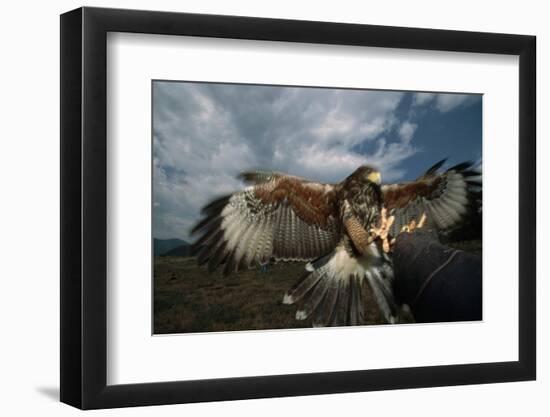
[153,81,482,241]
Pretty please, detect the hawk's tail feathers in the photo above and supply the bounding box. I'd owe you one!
[364,263,398,324]
[283,244,397,326]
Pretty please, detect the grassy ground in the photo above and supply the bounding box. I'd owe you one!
[153,257,384,334]
[153,238,481,334]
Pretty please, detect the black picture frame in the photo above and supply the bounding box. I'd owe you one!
[60,6,536,410]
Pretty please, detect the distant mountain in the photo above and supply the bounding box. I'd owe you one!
[153,238,188,256]
[163,244,192,257]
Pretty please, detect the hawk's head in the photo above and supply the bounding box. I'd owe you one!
[349,165,381,185]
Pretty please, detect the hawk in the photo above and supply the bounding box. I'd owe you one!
[191,159,480,326]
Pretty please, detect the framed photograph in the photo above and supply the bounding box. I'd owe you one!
[60,6,536,409]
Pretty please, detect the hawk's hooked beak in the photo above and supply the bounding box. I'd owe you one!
[367,171,381,185]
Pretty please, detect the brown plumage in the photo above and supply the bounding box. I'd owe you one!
[191,160,480,327]
[253,177,338,227]
[382,160,481,235]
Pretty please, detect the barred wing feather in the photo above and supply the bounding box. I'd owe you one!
[382,160,480,237]
[191,172,341,275]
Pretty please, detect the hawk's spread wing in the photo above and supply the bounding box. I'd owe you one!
[191,171,341,275]
[381,160,480,237]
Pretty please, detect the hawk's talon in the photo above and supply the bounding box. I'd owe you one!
[369,208,394,253]
[399,212,428,234]
[417,213,427,228]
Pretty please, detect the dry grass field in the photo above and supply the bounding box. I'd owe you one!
[153,238,481,334]
[153,256,385,334]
